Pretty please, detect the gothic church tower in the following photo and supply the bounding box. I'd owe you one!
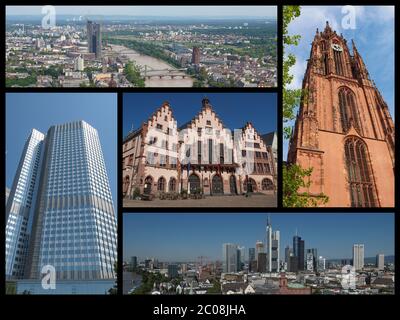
[288,22,394,207]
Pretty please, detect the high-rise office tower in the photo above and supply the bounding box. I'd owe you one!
[222,243,238,273]
[6,129,45,279]
[311,248,318,271]
[6,121,117,282]
[248,248,256,263]
[317,256,326,271]
[306,249,314,271]
[131,256,138,269]
[255,241,264,261]
[192,46,200,65]
[257,253,267,273]
[293,234,305,271]
[238,246,245,270]
[271,231,280,272]
[266,216,272,271]
[285,246,293,265]
[376,254,384,270]
[353,244,365,271]
[87,20,102,59]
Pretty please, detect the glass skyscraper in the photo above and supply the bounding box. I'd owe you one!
[6,121,117,283]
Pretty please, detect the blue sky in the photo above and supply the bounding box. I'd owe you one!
[123,213,394,262]
[283,5,395,160]
[6,93,117,211]
[6,6,277,18]
[123,93,277,138]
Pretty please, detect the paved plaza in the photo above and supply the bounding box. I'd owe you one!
[123,194,277,208]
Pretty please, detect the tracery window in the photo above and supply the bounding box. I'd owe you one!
[344,137,377,207]
[339,87,362,134]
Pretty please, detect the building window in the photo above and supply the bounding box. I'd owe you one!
[156,124,163,130]
[262,178,274,190]
[168,178,177,192]
[219,143,224,164]
[123,176,130,194]
[339,87,362,134]
[208,139,213,164]
[157,177,166,192]
[333,49,344,76]
[344,137,377,207]
[206,120,211,126]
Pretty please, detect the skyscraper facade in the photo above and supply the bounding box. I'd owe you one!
[192,46,200,65]
[248,248,256,263]
[376,254,384,270]
[6,129,45,279]
[271,231,280,272]
[222,243,238,273]
[255,241,264,261]
[293,235,305,271]
[288,22,395,207]
[353,244,365,271]
[87,20,102,59]
[6,121,117,282]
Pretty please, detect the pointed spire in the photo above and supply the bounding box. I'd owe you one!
[351,39,358,54]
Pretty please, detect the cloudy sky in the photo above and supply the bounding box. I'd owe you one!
[6,6,277,18]
[283,5,395,160]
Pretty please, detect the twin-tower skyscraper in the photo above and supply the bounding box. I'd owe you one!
[5,121,117,282]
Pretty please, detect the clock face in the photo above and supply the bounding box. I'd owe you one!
[331,43,343,52]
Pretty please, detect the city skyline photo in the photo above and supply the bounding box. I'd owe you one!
[123,213,394,262]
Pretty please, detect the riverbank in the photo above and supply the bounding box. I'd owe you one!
[110,44,194,87]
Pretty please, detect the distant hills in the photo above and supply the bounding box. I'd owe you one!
[326,255,395,264]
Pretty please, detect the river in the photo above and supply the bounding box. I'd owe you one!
[110,44,194,87]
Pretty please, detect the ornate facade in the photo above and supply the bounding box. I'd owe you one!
[288,22,395,207]
[123,98,276,198]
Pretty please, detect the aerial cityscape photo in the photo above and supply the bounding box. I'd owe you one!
[122,93,277,207]
[5,93,118,294]
[6,5,277,88]
[123,213,395,295]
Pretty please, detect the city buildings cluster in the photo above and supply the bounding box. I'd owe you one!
[6,18,277,87]
[124,217,394,295]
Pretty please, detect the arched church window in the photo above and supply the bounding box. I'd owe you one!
[339,87,362,134]
[344,137,377,207]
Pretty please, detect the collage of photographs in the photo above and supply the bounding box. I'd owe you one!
[3,3,397,304]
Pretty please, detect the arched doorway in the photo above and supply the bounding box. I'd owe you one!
[244,178,257,192]
[229,175,237,195]
[212,174,224,195]
[262,178,274,191]
[144,176,153,194]
[188,174,200,194]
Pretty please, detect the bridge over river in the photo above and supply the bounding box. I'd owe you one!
[110,44,193,87]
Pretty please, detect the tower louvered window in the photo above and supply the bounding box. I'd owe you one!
[344,137,377,207]
[333,49,344,76]
[339,87,362,134]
